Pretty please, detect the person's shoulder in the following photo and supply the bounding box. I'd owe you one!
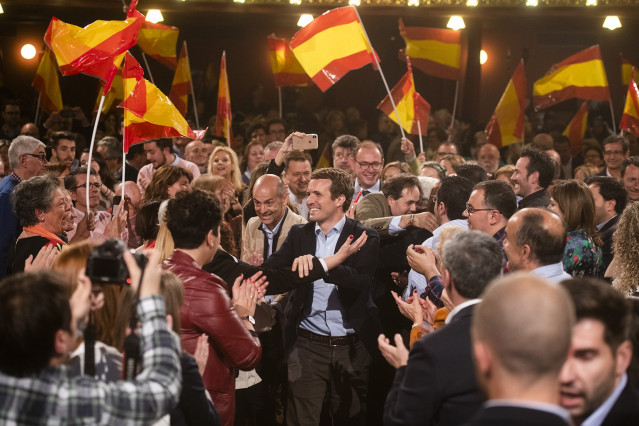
[245,216,262,232]
[287,208,308,225]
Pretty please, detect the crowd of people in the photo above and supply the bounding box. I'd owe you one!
[0,98,638,426]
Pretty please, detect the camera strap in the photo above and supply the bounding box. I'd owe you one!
[122,267,146,380]
[83,311,96,377]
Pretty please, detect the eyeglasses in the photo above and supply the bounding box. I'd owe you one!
[604,150,625,156]
[356,161,383,170]
[73,182,102,190]
[24,153,48,162]
[465,203,494,215]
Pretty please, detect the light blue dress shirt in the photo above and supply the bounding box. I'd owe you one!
[530,262,572,283]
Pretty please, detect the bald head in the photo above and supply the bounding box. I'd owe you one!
[503,208,566,271]
[20,123,40,139]
[253,174,287,230]
[477,143,500,174]
[115,181,142,210]
[473,273,574,384]
[532,133,554,151]
[254,174,286,198]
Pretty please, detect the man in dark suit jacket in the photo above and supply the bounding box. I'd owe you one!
[465,274,575,426]
[265,167,380,426]
[560,279,639,426]
[379,230,503,425]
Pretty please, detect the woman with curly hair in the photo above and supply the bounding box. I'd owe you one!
[548,180,604,278]
[610,202,639,295]
[142,165,193,204]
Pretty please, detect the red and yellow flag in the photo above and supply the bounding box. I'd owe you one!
[377,59,430,135]
[169,41,192,117]
[32,48,63,114]
[215,51,233,147]
[290,6,377,92]
[94,67,123,115]
[44,0,144,94]
[137,21,179,69]
[486,61,527,148]
[399,19,461,81]
[620,68,639,138]
[562,101,589,153]
[267,34,311,87]
[121,53,196,153]
[622,56,635,86]
[533,45,610,110]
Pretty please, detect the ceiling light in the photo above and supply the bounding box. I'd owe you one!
[349,0,361,5]
[585,0,596,5]
[602,16,621,30]
[21,44,36,60]
[408,0,420,5]
[446,16,465,31]
[233,0,246,3]
[466,0,478,6]
[480,50,487,65]
[290,0,301,4]
[525,0,538,6]
[146,9,164,22]
[298,14,313,28]
[0,3,4,14]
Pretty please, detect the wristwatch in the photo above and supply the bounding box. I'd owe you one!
[240,315,256,325]
[407,213,415,227]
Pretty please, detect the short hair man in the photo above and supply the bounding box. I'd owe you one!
[0,263,181,423]
[121,143,146,183]
[0,101,21,140]
[586,176,627,270]
[0,136,47,279]
[266,118,287,143]
[242,174,307,263]
[555,135,581,180]
[381,230,504,425]
[560,279,638,425]
[464,180,517,272]
[263,141,283,161]
[454,164,488,186]
[332,134,359,175]
[264,167,380,425]
[184,139,209,174]
[248,123,268,146]
[283,151,312,219]
[598,135,630,179]
[114,180,142,249]
[353,141,384,197]
[19,122,40,139]
[435,141,459,162]
[503,207,571,282]
[532,133,555,151]
[477,143,501,176]
[621,156,639,202]
[511,147,555,209]
[136,138,200,194]
[50,131,77,173]
[469,274,575,425]
[96,136,124,179]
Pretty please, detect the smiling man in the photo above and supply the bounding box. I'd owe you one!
[621,156,639,202]
[511,147,554,209]
[353,141,384,198]
[136,138,200,194]
[50,131,77,174]
[559,279,638,426]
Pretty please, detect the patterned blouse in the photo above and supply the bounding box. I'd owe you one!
[563,230,604,278]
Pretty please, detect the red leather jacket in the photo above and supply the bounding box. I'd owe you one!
[164,250,262,426]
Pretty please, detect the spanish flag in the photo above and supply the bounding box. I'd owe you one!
[620,68,639,138]
[267,34,311,87]
[137,21,179,69]
[399,19,461,81]
[94,67,123,115]
[533,45,610,110]
[44,0,144,94]
[377,59,430,135]
[169,41,192,117]
[32,48,63,114]
[291,6,377,92]
[215,51,233,147]
[621,56,634,86]
[562,101,589,152]
[121,53,197,153]
[485,61,527,148]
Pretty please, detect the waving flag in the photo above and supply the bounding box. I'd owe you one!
[94,67,123,115]
[533,45,610,110]
[486,61,527,147]
[620,68,639,137]
[44,0,143,94]
[137,21,179,69]
[169,42,192,116]
[399,19,461,81]
[291,6,377,92]
[121,53,197,152]
[377,59,430,135]
[32,48,63,114]
[215,51,233,147]
[621,56,634,86]
[562,101,589,151]
[267,34,311,87]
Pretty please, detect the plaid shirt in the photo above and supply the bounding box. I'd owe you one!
[0,295,182,425]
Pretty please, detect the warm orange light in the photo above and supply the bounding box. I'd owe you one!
[21,44,37,60]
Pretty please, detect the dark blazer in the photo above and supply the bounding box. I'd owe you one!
[601,379,639,426]
[598,215,619,271]
[518,189,551,210]
[171,353,220,426]
[265,217,381,356]
[462,405,569,426]
[384,304,485,425]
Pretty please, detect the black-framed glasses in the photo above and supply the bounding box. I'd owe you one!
[73,182,102,190]
[465,203,494,215]
[24,153,48,162]
[356,161,382,170]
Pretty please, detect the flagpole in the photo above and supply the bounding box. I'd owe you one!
[450,80,460,141]
[121,143,126,191]
[278,87,283,119]
[352,6,406,140]
[34,93,41,125]
[609,101,616,134]
[86,95,106,238]
[418,120,424,154]
[184,42,200,129]
[224,51,231,147]
[142,52,155,85]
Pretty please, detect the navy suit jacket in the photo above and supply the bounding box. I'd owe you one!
[384,304,485,425]
[461,405,569,426]
[265,216,381,357]
[601,379,639,426]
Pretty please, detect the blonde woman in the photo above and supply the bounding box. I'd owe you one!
[208,146,245,216]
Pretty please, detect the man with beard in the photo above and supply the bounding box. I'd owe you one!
[136,138,199,194]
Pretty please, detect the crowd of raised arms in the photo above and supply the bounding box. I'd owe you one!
[0,99,638,426]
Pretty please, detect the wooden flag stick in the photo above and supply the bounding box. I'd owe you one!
[34,93,41,125]
[278,87,283,119]
[352,6,406,140]
[609,100,616,133]
[184,42,200,129]
[450,80,460,141]
[141,52,155,85]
